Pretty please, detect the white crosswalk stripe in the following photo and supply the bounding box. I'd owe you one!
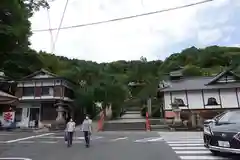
[158,132,229,160]
[134,137,163,143]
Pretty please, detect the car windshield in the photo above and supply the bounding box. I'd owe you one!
[218,111,240,124]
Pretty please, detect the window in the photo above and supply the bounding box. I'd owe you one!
[23,87,34,96]
[218,111,240,123]
[173,98,185,106]
[207,97,218,105]
[41,87,54,96]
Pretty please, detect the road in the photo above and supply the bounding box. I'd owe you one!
[0,131,239,160]
[0,130,178,160]
[159,131,240,160]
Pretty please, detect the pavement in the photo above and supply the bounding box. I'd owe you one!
[0,130,239,160]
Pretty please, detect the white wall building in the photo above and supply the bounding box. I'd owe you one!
[159,69,240,119]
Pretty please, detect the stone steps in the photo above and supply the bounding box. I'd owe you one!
[125,107,141,111]
[103,121,146,131]
[149,119,166,125]
[150,124,170,131]
[124,111,140,114]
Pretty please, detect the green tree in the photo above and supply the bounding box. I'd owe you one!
[182,65,202,77]
[0,0,49,55]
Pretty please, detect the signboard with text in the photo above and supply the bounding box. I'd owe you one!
[2,111,15,126]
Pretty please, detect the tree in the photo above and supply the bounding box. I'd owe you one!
[1,1,240,121]
[182,65,202,77]
[0,0,49,55]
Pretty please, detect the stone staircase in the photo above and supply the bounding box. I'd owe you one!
[103,108,146,131]
[103,121,146,131]
[149,119,170,131]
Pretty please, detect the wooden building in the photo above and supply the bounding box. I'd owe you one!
[14,69,75,128]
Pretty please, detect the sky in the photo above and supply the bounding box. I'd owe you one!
[29,0,240,63]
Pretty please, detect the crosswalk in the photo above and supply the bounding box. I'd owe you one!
[159,132,229,160]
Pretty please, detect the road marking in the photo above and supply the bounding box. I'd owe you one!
[160,132,228,160]
[172,146,206,150]
[6,133,55,143]
[110,137,128,142]
[179,156,227,159]
[167,140,203,144]
[175,150,212,154]
[0,158,32,160]
[169,143,203,146]
[147,137,163,142]
[135,137,163,142]
[163,138,203,141]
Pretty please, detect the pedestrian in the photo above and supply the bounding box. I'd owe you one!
[66,118,76,147]
[81,115,92,148]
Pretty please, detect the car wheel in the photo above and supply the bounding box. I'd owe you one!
[210,150,220,155]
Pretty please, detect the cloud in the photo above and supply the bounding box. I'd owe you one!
[29,0,239,62]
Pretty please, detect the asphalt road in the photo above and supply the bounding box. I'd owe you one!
[0,130,179,160]
[1,131,240,160]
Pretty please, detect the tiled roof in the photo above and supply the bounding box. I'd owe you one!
[160,70,240,92]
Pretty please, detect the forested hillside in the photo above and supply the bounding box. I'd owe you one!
[1,1,240,118]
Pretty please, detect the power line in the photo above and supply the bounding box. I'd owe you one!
[46,8,54,51]
[32,0,214,32]
[51,0,70,53]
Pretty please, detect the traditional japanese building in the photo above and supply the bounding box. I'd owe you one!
[14,69,75,128]
[159,68,240,126]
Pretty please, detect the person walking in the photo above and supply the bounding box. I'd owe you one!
[81,115,92,148]
[66,118,76,147]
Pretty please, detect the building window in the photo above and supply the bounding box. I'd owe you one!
[23,87,34,96]
[173,98,185,106]
[41,87,54,96]
[207,97,218,105]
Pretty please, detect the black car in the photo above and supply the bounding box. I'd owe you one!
[203,110,240,155]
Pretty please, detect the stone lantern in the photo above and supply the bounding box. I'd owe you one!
[55,101,66,125]
[171,98,182,126]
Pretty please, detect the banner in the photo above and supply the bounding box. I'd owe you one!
[2,111,15,126]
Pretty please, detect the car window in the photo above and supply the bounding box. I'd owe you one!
[218,111,240,123]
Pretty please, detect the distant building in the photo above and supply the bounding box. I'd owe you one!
[159,68,240,120]
[14,69,75,128]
